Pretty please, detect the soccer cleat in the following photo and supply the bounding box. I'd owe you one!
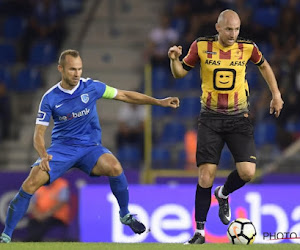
[120,213,146,234]
[214,186,231,225]
[184,232,205,244]
[0,233,11,243]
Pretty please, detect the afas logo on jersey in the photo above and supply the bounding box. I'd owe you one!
[59,108,90,121]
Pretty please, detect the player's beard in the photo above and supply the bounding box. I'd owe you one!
[64,76,79,87]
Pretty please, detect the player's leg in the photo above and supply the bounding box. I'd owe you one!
[186,118,224,244]
[92,153,130,217]
[215,116,256,225]
[1,144,76,243]
[0,167,49,243]
[78,146,146,234]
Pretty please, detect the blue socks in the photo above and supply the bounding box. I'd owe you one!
[3,188,33,238]
[109,172,130,218]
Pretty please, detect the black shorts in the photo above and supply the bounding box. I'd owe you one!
[196,116,256,166]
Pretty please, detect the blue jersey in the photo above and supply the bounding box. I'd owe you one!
[36,77,116,146]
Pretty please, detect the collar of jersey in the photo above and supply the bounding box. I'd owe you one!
[58,80,81,95]
[215,39,236,52]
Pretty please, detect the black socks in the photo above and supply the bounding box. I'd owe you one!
[195,184,212,222]
[223,170,247,196]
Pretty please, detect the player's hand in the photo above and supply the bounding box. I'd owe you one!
[159,97,180,108]
[270,95,284,118]
[39,154,53,172]
[168,46,182,60]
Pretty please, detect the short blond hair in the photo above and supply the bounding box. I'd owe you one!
[58,49,80,66]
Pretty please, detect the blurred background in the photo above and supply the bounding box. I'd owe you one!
[0,0,299,243]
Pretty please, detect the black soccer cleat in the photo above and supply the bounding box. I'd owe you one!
[184,232,205,244]
[214,186,231,225]
[120,213,146,234]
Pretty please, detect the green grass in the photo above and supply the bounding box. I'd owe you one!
[0,243,300,250]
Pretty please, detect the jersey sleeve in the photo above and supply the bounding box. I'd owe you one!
[250,43,264,66]
[182,40,200,71]
[93,80,117,99]
[103,85,118,99]
[36,94,52,126]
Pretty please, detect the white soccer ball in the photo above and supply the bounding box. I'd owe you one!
[227,218,256,245]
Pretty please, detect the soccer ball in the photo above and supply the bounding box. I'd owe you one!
[227,218,256,245]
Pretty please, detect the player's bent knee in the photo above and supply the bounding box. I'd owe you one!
[109,162,123,177]
[22,178,44,194]
[240,171,255,182]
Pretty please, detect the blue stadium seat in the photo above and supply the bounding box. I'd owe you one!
[152,105,170,118]
[254,121,277,147]
[3,16,26,39]
[257,42,273,60]
[176,149,187,169]
[152,146,171,168]
[219,146,234,169]
[151,66,170,92]
[285,120,300,133]
[173,69,200,90]
[0,68,12,89]
[117,145,142,168]
[252,8,280,28]
[160,122,186,144]
[245,0,260,8]
[0,43,16,66]
[177,97,201,118]
[15,67,42,92]
[246,65,259,90]
[28,41,57,66]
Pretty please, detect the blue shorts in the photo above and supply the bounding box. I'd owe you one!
[32,144,112,184]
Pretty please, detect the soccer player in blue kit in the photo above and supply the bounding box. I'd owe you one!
[0,49,180,243]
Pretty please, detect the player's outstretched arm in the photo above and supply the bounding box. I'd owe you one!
[114,89,180,108]
[258,60,284,117]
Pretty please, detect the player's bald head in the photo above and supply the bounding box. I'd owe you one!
[217,9,240,26]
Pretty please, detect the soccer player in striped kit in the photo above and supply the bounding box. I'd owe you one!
[168,9,283,244]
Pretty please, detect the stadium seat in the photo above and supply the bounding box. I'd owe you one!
[151,66,170,92]
[285,120,300,133]
[254,121,277,147]
[152,146,171,168]
[246,65,259,90]
[152,105,170,118]
[15,67,42,92]
[176,97,201,118]
[117,145,142,168]
[252,8,280,28]
[256,42,273,60]
[219,146,234,169]
[3,16,26,40]
[176,149,187,169]
[0,68,12,89]
[28,41,57,66]
[160,122,186,144]
[0,43,16,66]
[173,69,200,90]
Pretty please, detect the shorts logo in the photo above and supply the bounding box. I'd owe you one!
[81,94,89,104]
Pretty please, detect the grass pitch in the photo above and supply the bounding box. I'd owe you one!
[0,243,300,250]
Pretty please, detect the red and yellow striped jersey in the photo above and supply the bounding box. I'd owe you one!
[182,35,264,115]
